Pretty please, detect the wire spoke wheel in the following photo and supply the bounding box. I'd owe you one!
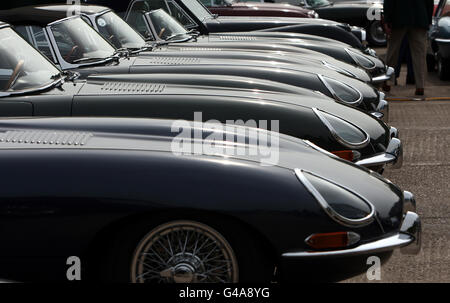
[130,221,239,283]
[368,21,386,46]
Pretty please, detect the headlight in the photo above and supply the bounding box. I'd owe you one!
[318,75,363,105]
[345,48,376,70]
[313,108,370,149]
[295,169,375,227]
[321,61,356,78]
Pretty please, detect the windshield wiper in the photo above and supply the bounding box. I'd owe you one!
[165,33,190,41]
[72,57,107,64]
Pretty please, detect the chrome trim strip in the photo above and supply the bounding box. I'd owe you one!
[47,15,79,26]
[294,168,376,227]
[435,38,450,43]
[321,61,356,78]
[317,75,363,105]
[345,48,376,70]
[283,211,421,258]
[0,24,10,30]
[312,108,370,149]
[303,140,338,159]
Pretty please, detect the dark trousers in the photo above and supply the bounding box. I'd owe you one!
[395,37,415,84]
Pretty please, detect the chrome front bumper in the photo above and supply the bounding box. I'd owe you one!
[282,211,421,259]
[372,66,395,83]
[355,136,403,169]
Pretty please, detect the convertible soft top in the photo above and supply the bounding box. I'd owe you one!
[0,4,110,26]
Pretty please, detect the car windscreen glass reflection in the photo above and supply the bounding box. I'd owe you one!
[50,17,115,64]
[147,9,191,40]
[0,27,60,92]
[96,11,146,49]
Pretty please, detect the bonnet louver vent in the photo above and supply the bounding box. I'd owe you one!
[100,82,166,94]
[218,36,257,41]
[145,57,201,65]
[0,131,92,146]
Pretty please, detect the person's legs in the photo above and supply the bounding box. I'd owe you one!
[395,36,408,84]
[407,27,428,94]
[405,40,415,84]
[385,28,407,90]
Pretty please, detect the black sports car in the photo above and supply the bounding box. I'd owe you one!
[428,0,450,80]
[82,0,367,49]
[0,21,401,171]
[48,5,376,84]
[0,116,421,282]
[0,7,390,115]
[124,7,393,81]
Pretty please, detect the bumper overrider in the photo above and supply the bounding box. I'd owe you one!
[372,66,395,84]
[371,92,389,122]
[281,211,421,260]
[355,127,403,169]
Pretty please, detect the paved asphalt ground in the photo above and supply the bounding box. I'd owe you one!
[344,49,450,283]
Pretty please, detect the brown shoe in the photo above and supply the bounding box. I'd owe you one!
[415,88,424,96]
[383,84,391,92]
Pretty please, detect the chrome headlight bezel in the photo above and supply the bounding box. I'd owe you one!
[318,75,363,105]
[313,108,370,149]
[345,48,376,70]
[295,169,376,227]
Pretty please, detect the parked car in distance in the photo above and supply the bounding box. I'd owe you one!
[202,0,319,19]
[121,7,392,81]
[0,116,421,282]
[428,0,450,80]
[249,0,387,46]
[82,0,367,49]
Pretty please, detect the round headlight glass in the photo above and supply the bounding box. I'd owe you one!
[295,169,375,227]
[313,108,370,149]
[346,49,376,70]
[318,75,362,105]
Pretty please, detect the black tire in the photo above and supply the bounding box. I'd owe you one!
[438,56,450,80]
[366,20,387,47]
[427,54,436,72]
[98,216,274,283]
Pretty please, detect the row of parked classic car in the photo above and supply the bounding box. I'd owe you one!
[0,0,422,283]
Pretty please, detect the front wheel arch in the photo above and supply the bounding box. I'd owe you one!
[85,210,278,282]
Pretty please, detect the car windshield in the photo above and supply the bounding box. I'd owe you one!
[50,17,115,64]
[306,0,331,7]
[95,11,147,49]
[179,0,214,21]
[147,9,190,40]
[0,27,60,93]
